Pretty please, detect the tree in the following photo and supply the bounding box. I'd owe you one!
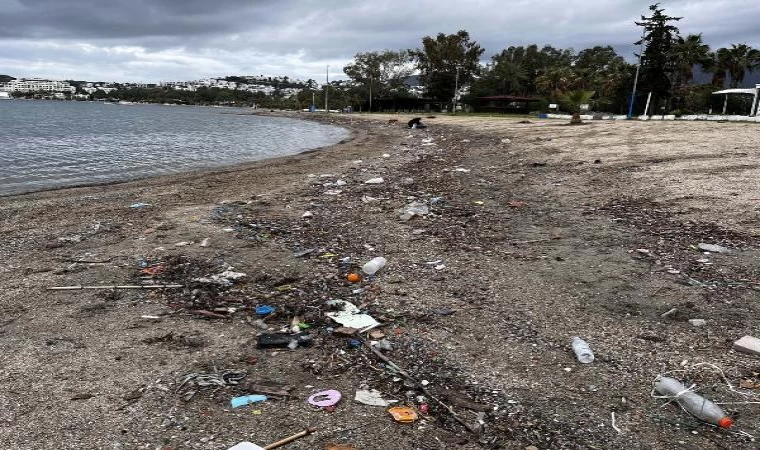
[715,44,760,88]
[414,30,484,102]
[560,90,595,124]
[635,3,682,112]
[670,34,711,86]
[343,49,414,110]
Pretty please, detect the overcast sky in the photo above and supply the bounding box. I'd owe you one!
[1,0,758,82]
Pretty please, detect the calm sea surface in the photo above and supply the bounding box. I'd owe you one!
[0,101,349,196]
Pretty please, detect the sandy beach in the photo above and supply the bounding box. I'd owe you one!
[1,112,759,450]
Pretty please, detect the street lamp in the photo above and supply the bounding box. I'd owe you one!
[628,29,646,119]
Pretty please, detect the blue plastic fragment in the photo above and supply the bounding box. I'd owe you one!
[255,305,275,316]
[348,339,361,348]
[231,394,268,408]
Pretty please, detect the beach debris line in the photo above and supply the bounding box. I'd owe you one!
[326,300,380,329]
[231,394,268,408]
[176,369,246,401]
[354,389,393,407]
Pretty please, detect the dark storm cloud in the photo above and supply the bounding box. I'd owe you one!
[1,0,759,81]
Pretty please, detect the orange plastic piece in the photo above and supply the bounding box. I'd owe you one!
[388,406,418,423]
[718,417,734,429]
[346,273,361,283]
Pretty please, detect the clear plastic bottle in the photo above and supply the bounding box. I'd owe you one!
[571,336,594,363]
[362,257,387,275]
[654,377,733,429]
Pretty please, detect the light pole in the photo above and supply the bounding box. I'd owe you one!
[325,65,329,113]
[368,75,372,113]
[628,29,646,119]
[453,65,461,114]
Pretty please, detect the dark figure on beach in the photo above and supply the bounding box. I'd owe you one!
[407,117,427,129]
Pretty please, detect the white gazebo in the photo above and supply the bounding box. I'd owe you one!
[712,84,760,115]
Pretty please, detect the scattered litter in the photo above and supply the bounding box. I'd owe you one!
[308,390,342,408]
[388,406,419,423]
[227,442,264,450]
[362,257,387,275]
[697,243,731,254]
[294,248,317,258]
[200,238,210,247]
[257,332,313,349]
[129,203,151,208]
[333,327,358,337]
[430,197,444,205]
[571,337,594,363]
[193,269,247,286]
[326,300,380,329]
[335,179,347,186]
[454,168,471,173]
[176,370,246,401]
[361,195,379,203]
[354,389,391,407]
[324,189,343,195]
[508,200,526,208]
[653,376,733,428]
[228,428,316,450]
[302,211,314,218]
[398,201,429,221]
[231,394,268,408]
[255,305,275,316]
[688,319,706,327]
[174,241,193,247]
[365,177,385,184]
[733,335,760,356]
[501,138,511,144]
[473,200,484,205]
[346,273,361,283]
[372,339,393,352]
[382,153,391,158]
[368,330,386,339]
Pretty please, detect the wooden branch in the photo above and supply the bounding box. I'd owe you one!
[364,341,477,433]
[48,284,184,290]
[264,427,317,449]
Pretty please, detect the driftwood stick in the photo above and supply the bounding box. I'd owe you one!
[364,341,477,433]
[48,284,184,290]
[263,427,317,449]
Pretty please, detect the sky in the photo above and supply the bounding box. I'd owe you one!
[1,0,759,83]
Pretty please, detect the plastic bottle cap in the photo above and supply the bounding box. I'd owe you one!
[718,417,733,429]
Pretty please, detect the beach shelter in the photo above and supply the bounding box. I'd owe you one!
[711,84,760,115]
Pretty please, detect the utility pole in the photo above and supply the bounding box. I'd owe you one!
[325,65,329,113]
[453,65,460,114]
[368,76,372,113]
[628,29,646,119]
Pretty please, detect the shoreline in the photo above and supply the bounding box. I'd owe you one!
[1,114,759,449]
[0,110,352,200]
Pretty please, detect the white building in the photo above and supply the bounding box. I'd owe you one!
[0,78,76,93]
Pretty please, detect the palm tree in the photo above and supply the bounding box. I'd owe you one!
[560,90,595,124]
[715,44,760,88]
[670,34,711,86]
[536,66,575,96]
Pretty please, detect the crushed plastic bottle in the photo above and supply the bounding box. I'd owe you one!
[362,257,387,275]
[654,377,733,428]
[571,336,594,363]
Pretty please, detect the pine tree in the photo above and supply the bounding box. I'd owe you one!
[635,4,681,112]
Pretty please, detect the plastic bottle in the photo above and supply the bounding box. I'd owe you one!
[654,377,733,429]
[570,336,594,363]
[362,257,387,275]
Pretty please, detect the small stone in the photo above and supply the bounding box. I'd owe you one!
[697,243,731,253]
[400,177,414,186]
[501,138,511,144]
[733,335,760,356]
[333,327,358,337]
[369,330,386,340]
[689,319,706,327]
[526,446,539,450]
